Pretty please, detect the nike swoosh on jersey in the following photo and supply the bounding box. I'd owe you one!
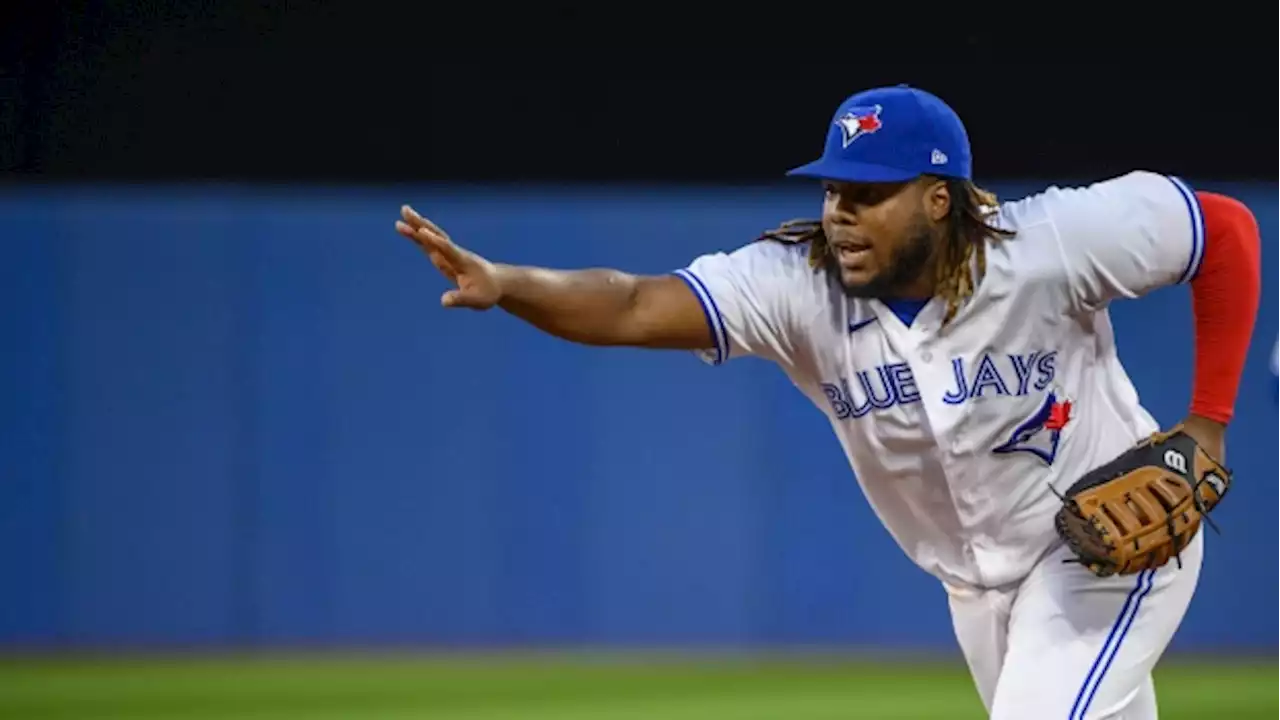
[848,317,879,333]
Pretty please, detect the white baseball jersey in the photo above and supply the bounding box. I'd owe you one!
[675,171,1205,590]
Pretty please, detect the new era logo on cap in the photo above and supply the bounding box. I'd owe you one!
[787,84,973,183]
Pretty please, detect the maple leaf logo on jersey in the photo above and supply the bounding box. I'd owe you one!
[834,105,883,148]
[991,390,1073,466]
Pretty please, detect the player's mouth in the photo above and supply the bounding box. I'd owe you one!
[831,240,872,265]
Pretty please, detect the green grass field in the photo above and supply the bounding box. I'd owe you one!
[0,653,1273,719]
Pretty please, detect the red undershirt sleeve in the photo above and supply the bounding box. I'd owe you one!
[1188,191,1262,424]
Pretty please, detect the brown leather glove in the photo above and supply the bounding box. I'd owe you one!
[1054,424,1232,577]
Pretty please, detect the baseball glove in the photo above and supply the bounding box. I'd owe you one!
[1054,424,1232,578]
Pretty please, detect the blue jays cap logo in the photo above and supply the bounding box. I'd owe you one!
[834,104,883,148]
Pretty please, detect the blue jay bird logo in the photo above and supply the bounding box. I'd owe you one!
[834,105,883,148]
[992,390,1073,466]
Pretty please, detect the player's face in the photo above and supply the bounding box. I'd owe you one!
[821,178,949,299]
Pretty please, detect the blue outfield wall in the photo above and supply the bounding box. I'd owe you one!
[0,180,1275,652]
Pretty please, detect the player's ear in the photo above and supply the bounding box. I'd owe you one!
[923,178,950,222]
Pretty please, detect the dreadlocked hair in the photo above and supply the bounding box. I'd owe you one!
[755,178,1015,326]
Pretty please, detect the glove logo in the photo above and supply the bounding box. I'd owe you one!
[992,389,1072,466]
[1203,472,1227,497]
[1163,449,1188,474]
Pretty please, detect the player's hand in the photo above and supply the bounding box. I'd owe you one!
[1180,414,1227,465]
[396,205,503,310]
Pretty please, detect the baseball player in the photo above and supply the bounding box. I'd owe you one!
[395,85,1261,718]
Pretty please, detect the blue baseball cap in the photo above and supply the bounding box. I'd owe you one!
[786,84,972,183]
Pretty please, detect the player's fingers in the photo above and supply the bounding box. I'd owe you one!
[395,220,437,251]
[396,221,459,276]
[395,220,435,255]
[401,205,448,237]
[425,248,458,280]
[440,289,485,309]
[396,219,466,263]
[412,225,468,266]
[395,220,422,243]
[399,205,425,229]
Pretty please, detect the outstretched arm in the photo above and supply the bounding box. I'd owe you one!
[395,205,713,350]
[492,265,714,349]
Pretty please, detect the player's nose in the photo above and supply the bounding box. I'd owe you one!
[824,208,857,228]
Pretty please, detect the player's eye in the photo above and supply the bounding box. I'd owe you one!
[857,189,884,205]
[823,183,837,199]
[850,183,899,206]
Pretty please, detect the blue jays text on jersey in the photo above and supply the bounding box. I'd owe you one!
[820,350,1059,420]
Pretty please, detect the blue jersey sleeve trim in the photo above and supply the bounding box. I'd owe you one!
[1167,175,1205,284]
[672,269,729,365]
